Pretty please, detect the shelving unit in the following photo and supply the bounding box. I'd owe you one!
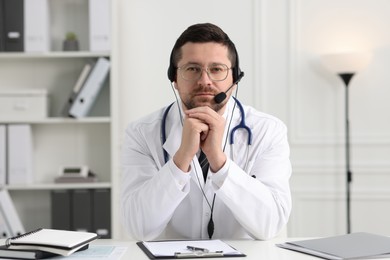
[0,52,110,59]
[6,182,112,191]
[0,0,117,237]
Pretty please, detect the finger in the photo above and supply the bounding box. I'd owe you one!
[186,107,220,124]
[200,129,208,141]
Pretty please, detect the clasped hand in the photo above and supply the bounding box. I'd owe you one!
[173,106,227,173]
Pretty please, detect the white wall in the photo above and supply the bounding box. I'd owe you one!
[115,0,390,237]
[288,0,390,237]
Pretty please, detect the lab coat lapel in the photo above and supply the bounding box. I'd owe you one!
[162,120,181,161]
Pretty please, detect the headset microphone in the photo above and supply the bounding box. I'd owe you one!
[214,72,245,104]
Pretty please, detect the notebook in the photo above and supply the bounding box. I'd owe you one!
[4,228,98,256]
[276,232,390,260]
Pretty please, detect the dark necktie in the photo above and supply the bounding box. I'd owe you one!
[198,150,209,182]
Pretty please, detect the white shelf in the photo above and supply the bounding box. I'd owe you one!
[0,0,117,238]
[5,182,112,191]
[0,52,110,59]
[0,117,111,124]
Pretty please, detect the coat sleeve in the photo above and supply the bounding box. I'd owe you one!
[215,118,292,240]
[120,121,190,241]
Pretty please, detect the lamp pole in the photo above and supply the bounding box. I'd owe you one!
[338,72,354,234]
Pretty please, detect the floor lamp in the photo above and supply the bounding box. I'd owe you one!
[320,53,371,234]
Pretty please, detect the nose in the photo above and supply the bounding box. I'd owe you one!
[198,69,212,85]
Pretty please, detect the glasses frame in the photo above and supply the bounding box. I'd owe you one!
[177,63,231,82]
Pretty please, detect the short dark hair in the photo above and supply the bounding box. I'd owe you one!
[169,23,237,71]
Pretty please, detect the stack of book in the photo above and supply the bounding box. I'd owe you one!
[1,228,98,259]
[54,166,97,184]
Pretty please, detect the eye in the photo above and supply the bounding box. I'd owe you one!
[185,65,201,73]
[209,65,225,74]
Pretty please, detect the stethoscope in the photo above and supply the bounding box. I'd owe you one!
[161,97,252,165]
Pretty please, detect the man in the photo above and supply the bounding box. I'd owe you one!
[121,23,291,241]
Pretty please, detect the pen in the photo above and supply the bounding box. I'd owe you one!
[186,245,210,253]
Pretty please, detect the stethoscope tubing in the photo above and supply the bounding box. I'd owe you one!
[161,98,252,164]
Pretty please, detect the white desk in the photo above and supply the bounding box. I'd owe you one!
[93,238,376,259]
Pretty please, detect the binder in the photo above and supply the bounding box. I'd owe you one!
[0,1,4,51]
[89,0,111,52]
[92,189,111,238]
[51,190,71,230]
[62,62,93,116]
[72,189,92,232]
[0,189,25,236]
[277,232,390,260]
[68,57,110,118]
[0,208,12,238]
[24,0,50,52]
[2,0,24,52]
[7,124,33,185]
[0,125,5,186]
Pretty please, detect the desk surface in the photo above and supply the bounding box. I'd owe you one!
[93,237,390,260]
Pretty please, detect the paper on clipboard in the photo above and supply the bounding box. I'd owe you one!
[139,239,245,258]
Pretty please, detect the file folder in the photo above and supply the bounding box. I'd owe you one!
[24,0,50,52]
[0,2,4,51]
[7,124,33,185]
[0,125,5,186]
[51,190,71,230]
[92,189,111,238]
[3,0,24,52]
[89,0,111,52]
[72,189,92,232]
[0,208,12,238]
[62,62,93,116]
[68,57,110,118]
[0,189,25,236]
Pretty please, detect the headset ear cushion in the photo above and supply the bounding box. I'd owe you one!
[232,44,241,82]
[232,67,238,82]
[167,66,175,82]
[167,50,177,82]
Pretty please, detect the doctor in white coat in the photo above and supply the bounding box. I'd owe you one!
[121,23,292,241]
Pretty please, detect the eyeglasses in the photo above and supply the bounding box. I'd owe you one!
[177,63,230,82]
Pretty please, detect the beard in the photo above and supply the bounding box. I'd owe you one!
[182,89,227,112]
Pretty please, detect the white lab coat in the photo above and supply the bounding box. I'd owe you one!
[121,98,292,241]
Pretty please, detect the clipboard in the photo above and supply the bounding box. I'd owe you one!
[136,239,246,259]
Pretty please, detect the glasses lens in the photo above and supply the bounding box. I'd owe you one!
[208,64,229,81]
[180,64,202,81]
[179,64,229,81]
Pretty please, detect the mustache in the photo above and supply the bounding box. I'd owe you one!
[193,86,218,94]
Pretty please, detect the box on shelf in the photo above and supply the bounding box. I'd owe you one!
[0,89,48,120]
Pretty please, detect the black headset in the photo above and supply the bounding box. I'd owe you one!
[167,42,242,83]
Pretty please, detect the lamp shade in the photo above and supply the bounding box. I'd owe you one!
[320,52,372,74]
